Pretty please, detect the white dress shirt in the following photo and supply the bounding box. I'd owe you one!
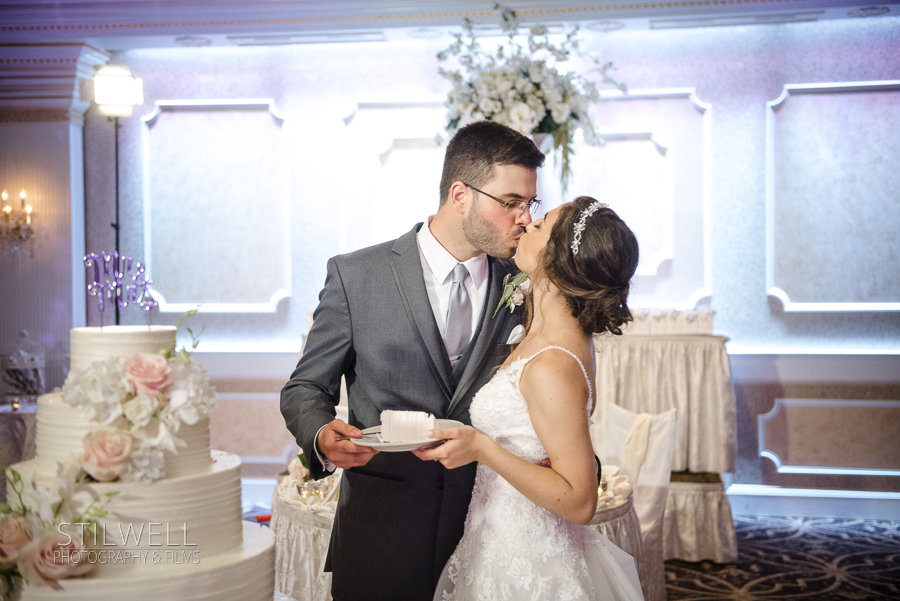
[314,220,489,472]
[417,219,489,348]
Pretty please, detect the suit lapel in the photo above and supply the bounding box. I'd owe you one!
[448,257,513,415]
[390,225,453,401]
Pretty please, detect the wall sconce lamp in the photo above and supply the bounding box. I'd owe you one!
[0,188,35,251]
[93,66,144,117]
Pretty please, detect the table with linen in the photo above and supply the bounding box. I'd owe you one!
[593,334,738,563]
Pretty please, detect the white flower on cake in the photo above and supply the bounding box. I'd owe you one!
[62,357,131,425]
[162,359,216,427]
[380,410,437,443]
[124,443,167,483]
[122,393,160,429]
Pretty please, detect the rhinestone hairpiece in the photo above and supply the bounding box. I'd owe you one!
[571,201,607,256]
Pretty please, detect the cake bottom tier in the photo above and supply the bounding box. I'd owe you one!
[18,521,275,601]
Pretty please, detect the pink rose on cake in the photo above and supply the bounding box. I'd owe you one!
[124,353,172,396]
[16,531,93,587]
[82,426,134,482]
[0,515,31,561]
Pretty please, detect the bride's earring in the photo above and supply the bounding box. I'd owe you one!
[542,279,549,292]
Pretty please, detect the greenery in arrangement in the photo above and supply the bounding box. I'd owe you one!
[438,3,626,192]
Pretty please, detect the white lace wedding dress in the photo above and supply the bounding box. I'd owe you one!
[434,346,645,601]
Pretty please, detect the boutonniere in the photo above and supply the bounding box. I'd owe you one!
[493,272,531,318]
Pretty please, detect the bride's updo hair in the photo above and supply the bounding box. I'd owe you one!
[541,196,639,336]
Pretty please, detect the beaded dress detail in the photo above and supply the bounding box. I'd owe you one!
[434,346,644,601]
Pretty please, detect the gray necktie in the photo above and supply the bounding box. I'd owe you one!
[445,263,473,361]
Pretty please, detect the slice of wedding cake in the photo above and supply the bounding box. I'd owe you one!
[4,326,275,601]
[379,410,437,443]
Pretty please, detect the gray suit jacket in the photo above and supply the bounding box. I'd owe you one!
[281,223,521,601]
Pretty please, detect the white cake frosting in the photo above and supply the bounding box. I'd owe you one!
[69,325,179,373]
[12,325,274,601]
[380,410,437,442]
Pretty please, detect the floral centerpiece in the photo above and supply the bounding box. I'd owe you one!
[438,3,625,192]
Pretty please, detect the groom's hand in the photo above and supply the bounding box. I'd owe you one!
[317,419,379,468]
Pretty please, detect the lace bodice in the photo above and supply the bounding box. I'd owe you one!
[470,346,592,464]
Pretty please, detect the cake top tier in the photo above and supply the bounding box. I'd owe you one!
[70,325,176,373]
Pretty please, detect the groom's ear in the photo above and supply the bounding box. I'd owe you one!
[448,181,469,216]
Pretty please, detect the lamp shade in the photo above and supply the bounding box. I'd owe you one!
[94,74,143,106]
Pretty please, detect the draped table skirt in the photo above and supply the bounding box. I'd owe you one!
[663,481,738,563]
[592,335,736,474]
[272,479,336,601]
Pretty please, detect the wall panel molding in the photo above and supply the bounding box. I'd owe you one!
[579,88,712,309]
[759,398,900,476]
[765,80,900,312]
[141,99,291,313]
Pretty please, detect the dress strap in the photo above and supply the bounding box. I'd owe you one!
[523,346,593,405]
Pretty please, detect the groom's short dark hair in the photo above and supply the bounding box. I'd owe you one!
[439,121,545,206]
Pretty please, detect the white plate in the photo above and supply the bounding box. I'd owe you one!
[349,419,463,452]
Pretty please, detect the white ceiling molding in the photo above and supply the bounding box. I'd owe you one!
[0,1,893,49]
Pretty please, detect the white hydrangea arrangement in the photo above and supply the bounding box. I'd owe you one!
[438,3,625,191]
[61,311,216,483]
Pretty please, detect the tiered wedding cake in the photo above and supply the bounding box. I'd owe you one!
[9,326,275,601]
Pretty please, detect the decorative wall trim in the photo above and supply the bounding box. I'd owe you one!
[141,98,291,313]
[340,97,447,253]
[0,44,109,119]
[1,1,828,35]
[598,88,713,308]
[342,98,445,127]
[758,398,900,476]
[765,80,900,313]
[0,108,84,125]
[728,351,900,383]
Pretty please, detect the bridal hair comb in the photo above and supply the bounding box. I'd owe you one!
[571,200,608,256]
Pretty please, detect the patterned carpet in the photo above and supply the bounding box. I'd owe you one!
[244,508,899,599]
[665,516,900,600]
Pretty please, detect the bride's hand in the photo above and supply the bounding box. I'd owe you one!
[412,425,487,469]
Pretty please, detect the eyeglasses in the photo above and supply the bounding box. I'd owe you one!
[463,183,542,216]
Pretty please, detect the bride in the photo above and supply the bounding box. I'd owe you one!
[413,196,644,600]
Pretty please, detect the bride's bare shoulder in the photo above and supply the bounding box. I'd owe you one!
[519,348,590,408]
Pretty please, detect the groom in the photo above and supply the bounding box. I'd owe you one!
[280,120,545,600]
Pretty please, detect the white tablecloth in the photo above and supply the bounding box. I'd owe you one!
[589,495,654,601]
[272,478,336,601]
[593,334,736,473]
[663,481,738,563]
